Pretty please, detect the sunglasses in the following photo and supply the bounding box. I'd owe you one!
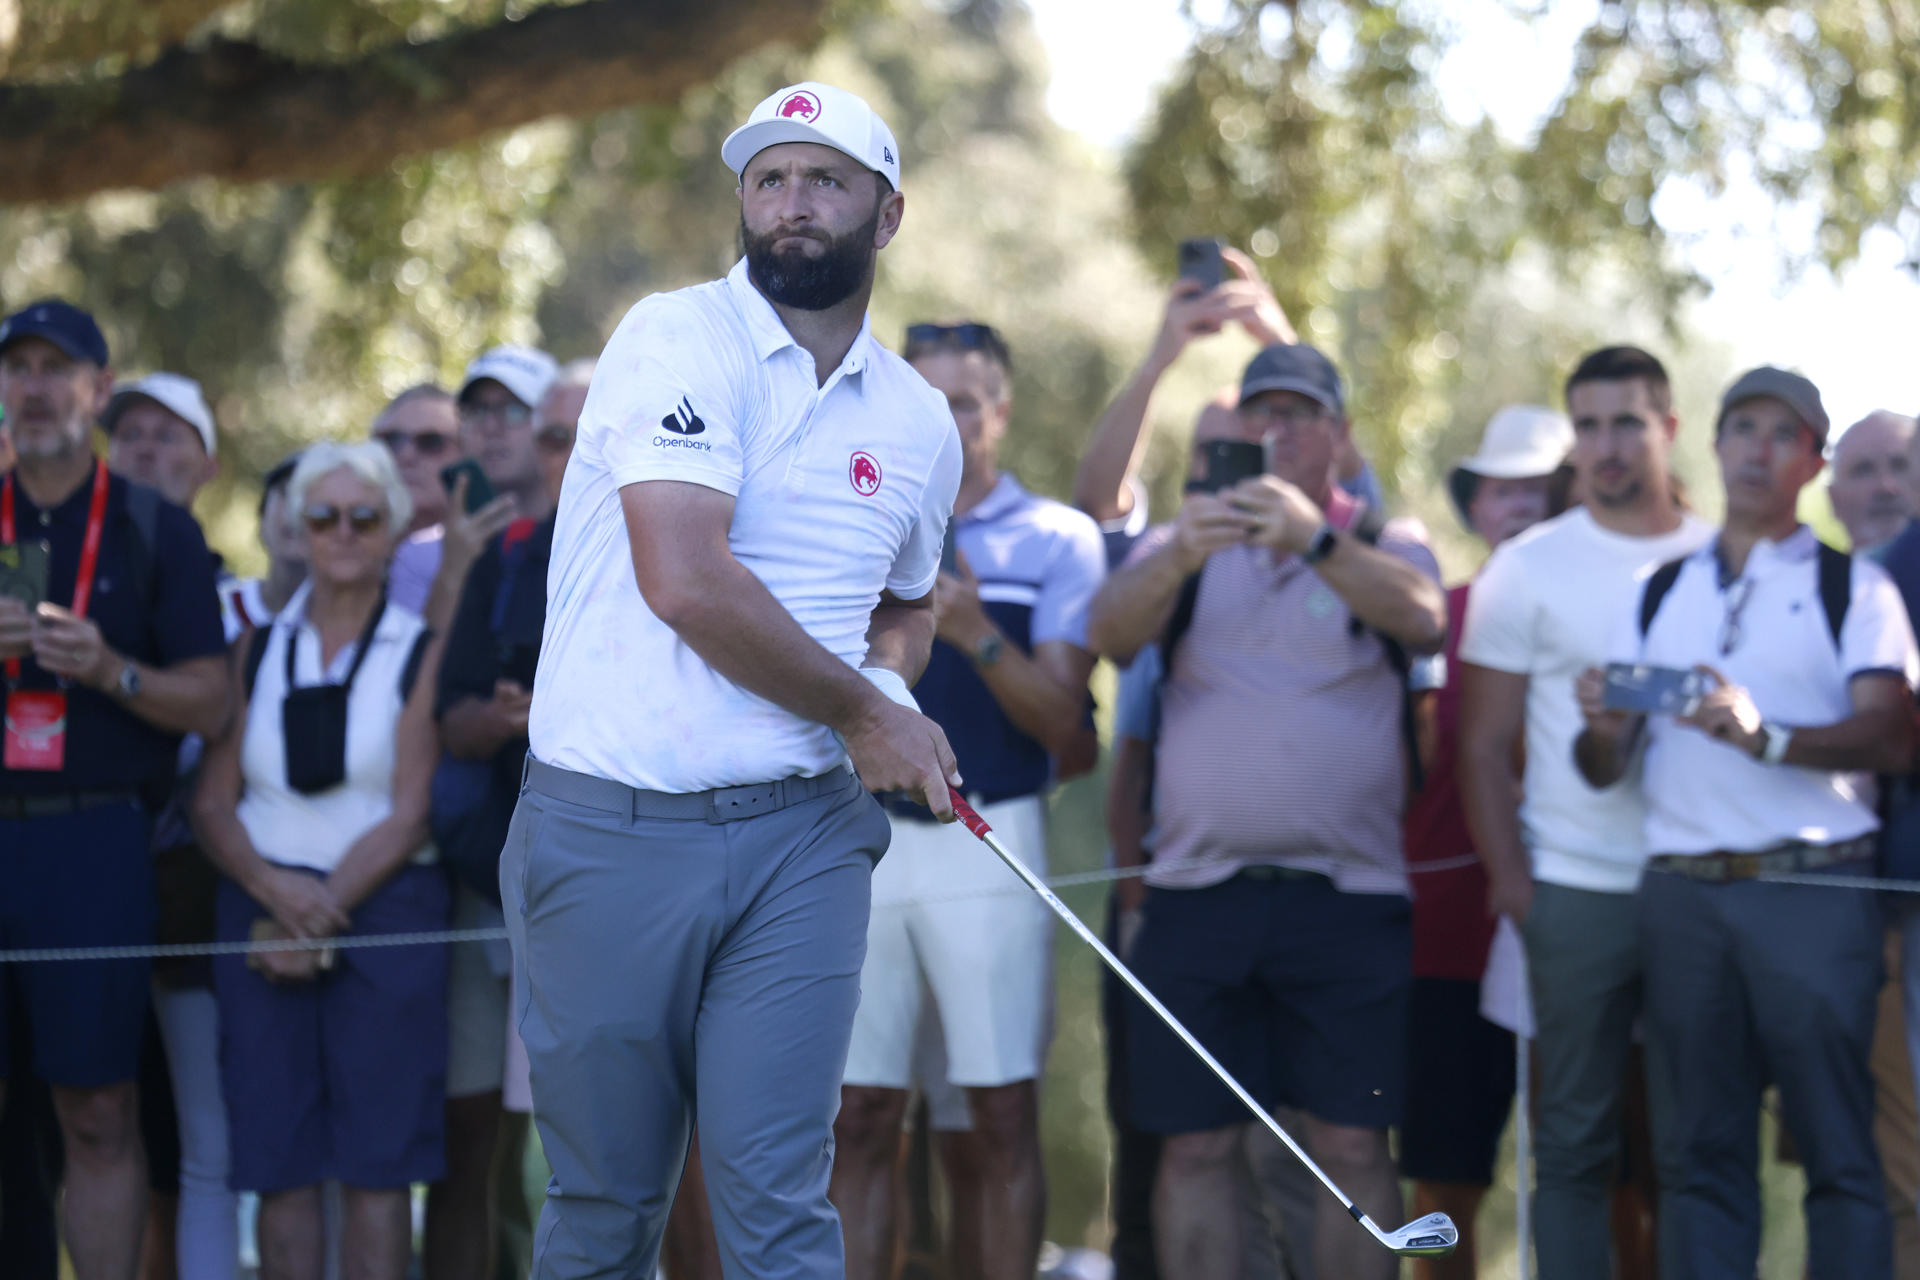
[905,322,1010,359]
[302,503,386,535]
[374,429,454,457]
[460,400,533,428]
[535,423,576,455]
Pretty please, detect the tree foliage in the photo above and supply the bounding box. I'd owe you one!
[1126,0,1920,497]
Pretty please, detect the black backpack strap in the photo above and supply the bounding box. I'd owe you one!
[1160,572,1203,666]
[241,626,272,701]
[1342,505,1426,790]
[399,630,434,702]
[1638,557,1687,638]
[1816,542,1852,649]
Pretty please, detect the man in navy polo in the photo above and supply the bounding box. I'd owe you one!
[0,300,227,1279]
[832,321,1105,1280]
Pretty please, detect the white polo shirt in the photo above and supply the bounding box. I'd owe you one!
[1608,526,1919,856]
[530,258,962,793]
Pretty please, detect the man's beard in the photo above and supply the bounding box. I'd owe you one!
[741,209,879,312]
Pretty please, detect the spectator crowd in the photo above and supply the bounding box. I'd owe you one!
[3,230,1920,1280]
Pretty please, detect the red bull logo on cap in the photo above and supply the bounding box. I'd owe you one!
[849,451,882,497]
[778,90,822,122]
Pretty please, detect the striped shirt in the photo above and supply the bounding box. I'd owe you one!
[1140,490,1441,895]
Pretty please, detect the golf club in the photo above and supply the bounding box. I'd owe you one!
[946,787,1459,1260]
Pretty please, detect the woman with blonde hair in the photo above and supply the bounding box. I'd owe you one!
[192,440,447,1280]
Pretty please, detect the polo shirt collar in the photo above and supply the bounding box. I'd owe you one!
[1704,523,1818,583]
[724,257,877,392]
[960,472,1026,526]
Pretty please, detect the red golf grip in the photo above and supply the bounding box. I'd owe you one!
[948,786,992,839]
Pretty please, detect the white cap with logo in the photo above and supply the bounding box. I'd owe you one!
[103,372,217,455]
[721,82,902,192]
[458,345,559,411]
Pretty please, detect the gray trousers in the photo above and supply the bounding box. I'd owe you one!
[1522,881,1674,1280]
[500,759,890,1280]
[1640,864,1888,1280]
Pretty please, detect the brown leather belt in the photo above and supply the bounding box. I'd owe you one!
[1646,834,1877,884]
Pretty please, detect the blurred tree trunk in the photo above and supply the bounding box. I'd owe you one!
[0,0,828,203]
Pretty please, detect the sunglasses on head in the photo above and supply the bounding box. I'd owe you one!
[905,322,1007,353]
[535,423,576,454]
[374,429,454,457]
[302,503,386,535]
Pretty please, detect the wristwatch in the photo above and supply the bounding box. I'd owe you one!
[1302,523,1339,565]
[115,661,142,700]
[1757,722,1792,765]
[971,633,1005,669]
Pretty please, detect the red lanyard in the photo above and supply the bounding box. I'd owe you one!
[2,461,111,681]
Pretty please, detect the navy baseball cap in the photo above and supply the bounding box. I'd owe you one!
[0,299,109,367]
[1239,343,1345,416]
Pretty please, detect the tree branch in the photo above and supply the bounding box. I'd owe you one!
[0,0,830,204]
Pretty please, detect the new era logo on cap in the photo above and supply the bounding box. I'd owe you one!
[721,81,902,193]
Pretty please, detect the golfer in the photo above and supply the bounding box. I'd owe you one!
[502,82,964,1279]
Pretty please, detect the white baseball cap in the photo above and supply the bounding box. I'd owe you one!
[1448,404,1574,526]
[458,345,558,411]
[103,372,217,455]
[721,82,902,192]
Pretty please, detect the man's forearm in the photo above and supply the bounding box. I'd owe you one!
[440,695,516,761]
[1087,542,1191,663]
[666,556,884,735]
[109,655,230,738]
[964,633,1087,757]
[1072,355,1168,522]
[1312,536,1447,652]
[862,601,936,686]
[1459,736,1530,889]
[1777,703,1913,774]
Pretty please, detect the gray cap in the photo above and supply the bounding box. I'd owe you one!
[1717,366,1830,445]
[1238,343,1345,416]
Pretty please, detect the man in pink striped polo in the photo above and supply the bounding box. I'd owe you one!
[1086,343,1447,1280]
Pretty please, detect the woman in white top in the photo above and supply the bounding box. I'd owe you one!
[192,441,447,1280]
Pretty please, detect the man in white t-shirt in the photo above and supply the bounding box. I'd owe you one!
[1575,366,1917,1279]
[1458,346,1712,1280]
[501,82,962,1280]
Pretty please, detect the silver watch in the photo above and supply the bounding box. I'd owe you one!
[115,662,142,699]
[1759,722,1792,766]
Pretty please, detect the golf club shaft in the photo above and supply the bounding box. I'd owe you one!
[945,790,1375,1230]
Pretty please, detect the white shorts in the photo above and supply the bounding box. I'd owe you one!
[911,1003,972,1132]
[845,795,1054,1092]
[448,884,527,1101]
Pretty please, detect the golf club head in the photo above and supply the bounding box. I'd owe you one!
[1373,1211,1459,1257]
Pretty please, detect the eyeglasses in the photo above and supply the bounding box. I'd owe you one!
[374,429,454,457]
[1718,577,1755,656]
[302,503,386,535]
[460,400,533,428]
[535,423,576,455]
[904,322,1012,371]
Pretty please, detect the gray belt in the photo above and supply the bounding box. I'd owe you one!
[523,757,854,825]
[1646,833,1877,883]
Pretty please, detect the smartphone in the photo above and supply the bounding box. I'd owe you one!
[1187,440,1267,494]
[440,459,496,514]
[0,540,50,609]
[939,518,961,575]
[1177,237,1226,290]
[1602,663,1712,716]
